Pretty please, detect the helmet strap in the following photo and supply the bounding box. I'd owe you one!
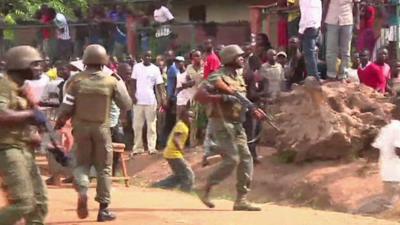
[7,69,34,86]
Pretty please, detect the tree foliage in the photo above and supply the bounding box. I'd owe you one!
[1,0,96,21]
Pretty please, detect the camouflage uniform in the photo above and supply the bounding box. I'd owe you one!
[196,45,261,211]
[206,68,254,199]
[58,70,131,204]
[0,75,48,225]
[56,45,132,221]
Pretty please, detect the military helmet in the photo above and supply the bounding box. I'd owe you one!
[219,45,245,65]
[82,44,109,65]
[5,46,43,70]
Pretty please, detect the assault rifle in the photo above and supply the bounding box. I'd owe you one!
[41,117,71,167]
[21,89,71,167]
[213,78,280,132]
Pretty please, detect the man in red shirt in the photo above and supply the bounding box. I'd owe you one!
[357,4,376,54]
[359,48,390,93]
[203,38,221,79]
[36,5,52,57]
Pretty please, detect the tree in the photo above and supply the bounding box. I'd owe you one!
[2,0,94,21]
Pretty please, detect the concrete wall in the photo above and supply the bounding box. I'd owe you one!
[171,23,251,48]
[169,0,279,46]
[171,0,268,23]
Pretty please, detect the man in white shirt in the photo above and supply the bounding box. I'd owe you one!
[299,0,322,82]
[322,0,360,80]
[153,0,175,54]
[372,119,400,209]
[175,56,195,120]
[24,73,50,105]
[131,51,166,155]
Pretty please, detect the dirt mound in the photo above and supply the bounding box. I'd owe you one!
[263,80,395,162]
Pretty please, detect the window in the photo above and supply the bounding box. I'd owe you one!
[189,5,206,22]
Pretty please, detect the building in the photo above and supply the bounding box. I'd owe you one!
[171,0,270,23]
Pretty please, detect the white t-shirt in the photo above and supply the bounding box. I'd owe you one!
[131,62,163,105]
[24,74,50,103]
[346,68,360,84]
[176,71,196,106]
[40,78,64,104]
[372,120,400,182]
[154,6,174,23]
[299,0,322,34]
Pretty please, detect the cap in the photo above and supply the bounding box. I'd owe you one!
[54,13,66,28]
[70,60,84,71]
[277,51,287,58]
[175,56,185,62]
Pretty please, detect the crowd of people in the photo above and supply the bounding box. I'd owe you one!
[2,0,400,224]
[0,0,176,64]
[31,3,133,63]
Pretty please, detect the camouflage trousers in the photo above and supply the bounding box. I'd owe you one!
[72,122,113,204]
[0,147,48,225]
[206,118,253,195]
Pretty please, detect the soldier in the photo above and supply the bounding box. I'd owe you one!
[194,45,266,211]
[0,46,48,224]
[55,44,132,222]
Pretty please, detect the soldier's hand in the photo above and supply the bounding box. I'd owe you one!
[28,132,42,149]
[251,108,267,121]
[31,109,48,126]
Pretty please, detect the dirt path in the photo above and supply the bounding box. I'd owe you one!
[36,186,399,225]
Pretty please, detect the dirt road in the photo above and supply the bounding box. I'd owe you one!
[40,186,400,225]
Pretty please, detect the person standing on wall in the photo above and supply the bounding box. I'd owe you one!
[298,0,322,82]
[153,0,175,55]
[322,0,360,81]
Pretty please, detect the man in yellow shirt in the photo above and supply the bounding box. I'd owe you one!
[152,110,195,192]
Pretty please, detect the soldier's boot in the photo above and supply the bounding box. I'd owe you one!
[233,194,261,211]
[195,185,215,208]
[97,203,116,222]
[77,194,89,219]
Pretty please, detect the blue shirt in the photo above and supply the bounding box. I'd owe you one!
[167,63,178,99]
[109,11,127,43]
[115,27,127,44]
